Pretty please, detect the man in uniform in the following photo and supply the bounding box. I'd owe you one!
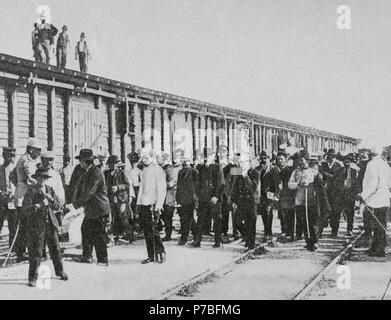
[69,149,111,265]
[56,25,70,68]
[105,155,135,244]
[335,154,359,237]
[320,149,342,237]
[191,148,225,248]
[14,138,42,262]
[231,157,260,249]
[137,147,167,264]
[23,168,68,287]
[0,147,17,248]
[162,149,182,241]
[176,155,198,245]
[271,152,295,242]
[360,145,391,257]
[256,150,274,242]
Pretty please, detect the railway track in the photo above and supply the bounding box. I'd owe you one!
[293,230,364,300]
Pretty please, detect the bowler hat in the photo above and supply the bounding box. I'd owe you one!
[259,150,269,159]
[75,149,96,160]
[127,151,140,163]
[32,168,52,179]
[299,149,310,161]
[107,155,121,164]
[62,25,68,30]
[2,147,16,156]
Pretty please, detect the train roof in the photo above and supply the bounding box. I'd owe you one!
[0,53,360,143]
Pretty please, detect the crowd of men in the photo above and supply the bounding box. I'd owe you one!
[31,14,91,72]
[0,137,390,288]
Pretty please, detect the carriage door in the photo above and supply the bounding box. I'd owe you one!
[71,96,101,161]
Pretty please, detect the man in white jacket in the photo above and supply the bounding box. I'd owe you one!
[137,147,167,264]
[361,145,391,257]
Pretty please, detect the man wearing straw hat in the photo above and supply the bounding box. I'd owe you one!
[14,138,42,263]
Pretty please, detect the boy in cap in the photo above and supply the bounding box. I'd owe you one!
[23,168,68,287]
[56,25,70,68]
[0,147,17,248]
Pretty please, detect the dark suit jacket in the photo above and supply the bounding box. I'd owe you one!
[176,166,199,206]
[231,168,260,206]
[197,163,225,202]
[73,165,111,220]
[335,166,359,195]
[22,185,61,232]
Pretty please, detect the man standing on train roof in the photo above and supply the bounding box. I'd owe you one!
[0,147,17,249]
[191,147,225,248]
[137,147,167,264]
[75,32,91,73]
[38,15,58,64]
[359,145,391,257]
[13,138,42,263]
[56,25,70,68]
[31,23,41,62]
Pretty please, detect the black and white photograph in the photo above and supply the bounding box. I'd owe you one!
[0,0,391,304]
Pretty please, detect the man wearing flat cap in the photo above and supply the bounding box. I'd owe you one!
[56,25,70,68]
[23,167,68,287]
[14,138,42,262]
[69,149,111,265]
[0,147,17,249]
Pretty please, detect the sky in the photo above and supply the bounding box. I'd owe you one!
[1,0,390,147]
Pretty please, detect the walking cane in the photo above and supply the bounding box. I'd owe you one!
[2,221,20,267]
[305,187,311,242]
